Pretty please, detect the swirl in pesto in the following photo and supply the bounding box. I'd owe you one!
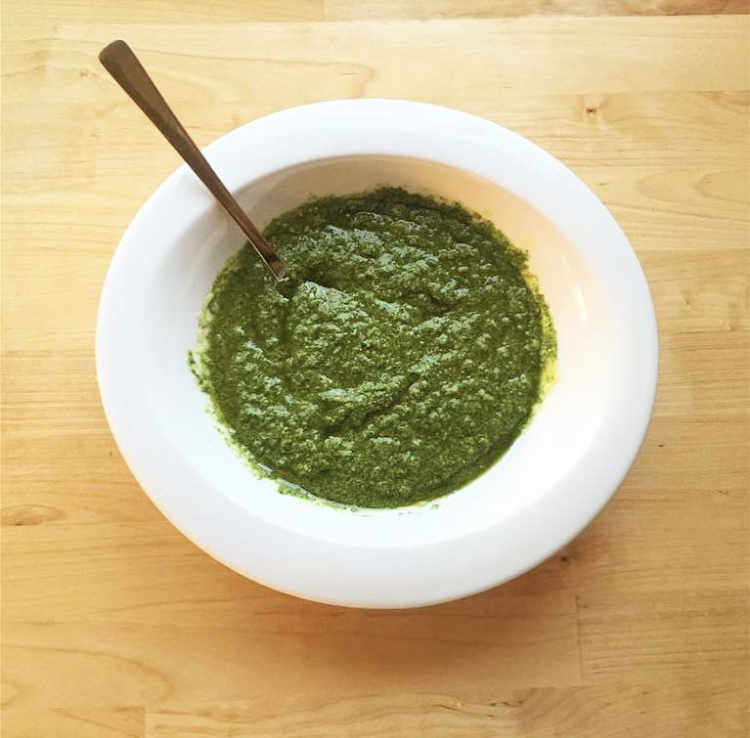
[193,188,555,508]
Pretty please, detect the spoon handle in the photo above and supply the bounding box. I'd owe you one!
[99,40,287,282]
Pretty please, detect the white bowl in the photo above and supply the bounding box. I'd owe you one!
[96,99,657,608]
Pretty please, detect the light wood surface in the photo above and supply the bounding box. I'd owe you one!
[2,2,748,736]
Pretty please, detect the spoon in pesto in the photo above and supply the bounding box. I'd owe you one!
[99,40,289,283]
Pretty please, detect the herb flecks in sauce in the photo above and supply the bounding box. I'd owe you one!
[194,188,555,508]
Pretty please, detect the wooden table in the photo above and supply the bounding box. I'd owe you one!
[2,2,748,736]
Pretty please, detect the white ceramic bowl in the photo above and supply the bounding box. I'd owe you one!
[97,99,657,608]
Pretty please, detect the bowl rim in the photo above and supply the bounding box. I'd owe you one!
[96,99,658,608]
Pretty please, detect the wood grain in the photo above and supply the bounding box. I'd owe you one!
[325,0,750,20]
[4,0,324,25]
[145,681,749,737]
[2,4,748,738]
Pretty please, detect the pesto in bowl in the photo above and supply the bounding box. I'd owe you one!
[193,187,555,508]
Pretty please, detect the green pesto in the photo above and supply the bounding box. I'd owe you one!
[194,187,555,508]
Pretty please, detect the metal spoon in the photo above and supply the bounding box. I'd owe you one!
[99,40,288,283]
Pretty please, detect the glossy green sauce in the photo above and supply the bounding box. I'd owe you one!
[193,188,555,508]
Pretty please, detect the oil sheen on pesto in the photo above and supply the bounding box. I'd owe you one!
[195,188,553,508]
